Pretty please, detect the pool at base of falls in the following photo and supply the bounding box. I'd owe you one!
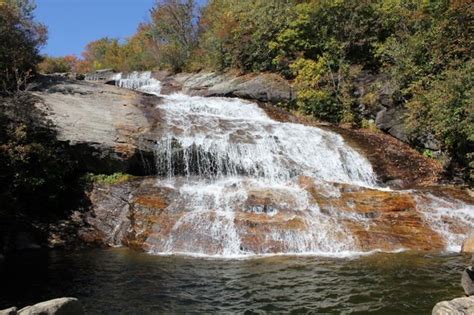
[0,248,469,314]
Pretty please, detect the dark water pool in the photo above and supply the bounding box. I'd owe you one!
[0,249,468,314]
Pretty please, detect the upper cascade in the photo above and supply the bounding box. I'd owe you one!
[115,71,376,187]
[115,71,162,94]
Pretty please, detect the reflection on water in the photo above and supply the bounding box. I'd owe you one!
[0,249,468,314]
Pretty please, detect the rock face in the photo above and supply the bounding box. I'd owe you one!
[32,76,160,174]
[165,72,294,103]
[1,298,84,315]
[432,296,474,315]
[30,73,472,255]
[84,69,116,81]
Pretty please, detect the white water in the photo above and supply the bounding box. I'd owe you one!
[416,193,474,252]
[115,71,474,257]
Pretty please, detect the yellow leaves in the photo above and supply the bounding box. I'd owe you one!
[13,125,27,141]
[290,57,328,88]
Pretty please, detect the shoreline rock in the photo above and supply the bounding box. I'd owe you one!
[462,267,474,297]
[432,296,474,315]
[0,298,84,315]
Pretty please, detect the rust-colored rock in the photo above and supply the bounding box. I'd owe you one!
[462,232,474,254]
[79,176,472,255]
[299,176,446,251]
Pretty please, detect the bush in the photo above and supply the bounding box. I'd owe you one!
[405,61,473,180]
[83,172,134,185]
[38,55,79,74]
[0,94,80,218]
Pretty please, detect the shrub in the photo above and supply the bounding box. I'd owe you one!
[84,172,134,185]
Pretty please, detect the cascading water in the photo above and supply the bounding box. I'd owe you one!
[115,71,474,257]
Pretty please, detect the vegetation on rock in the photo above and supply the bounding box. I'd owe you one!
[84,172,134,185]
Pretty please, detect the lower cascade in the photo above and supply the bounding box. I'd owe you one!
[113,72,474,257]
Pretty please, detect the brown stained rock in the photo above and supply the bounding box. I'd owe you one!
[134,195,169,209]
[125,190,172,249]
[299,177,446,251]
[78,176,472,254]
[462,233,474,254]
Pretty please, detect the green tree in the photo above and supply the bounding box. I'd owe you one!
[405,61,473,179]
[149,0,198,71]
[0,0,47,94]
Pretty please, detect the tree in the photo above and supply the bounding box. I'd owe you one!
[81,37,123,71]
[149,0,198,71]
[120,24,158,72]
[405,61,473,179]
[38,55,80,74]
[0,0,47,94]
[197,0,294,72]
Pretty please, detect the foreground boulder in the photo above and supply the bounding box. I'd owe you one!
[0,307,17,315]
[0,298,83,315]
[463,267,474,297]
[432,296,474,315]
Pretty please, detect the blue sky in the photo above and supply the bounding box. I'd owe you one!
[35,0,206,57]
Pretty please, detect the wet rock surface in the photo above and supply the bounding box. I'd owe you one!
[32,73,447,187]
[462,267,474,296]
[78,177,472,255]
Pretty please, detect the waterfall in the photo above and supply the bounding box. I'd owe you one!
[115,71,162,94]
[115,72,474,258]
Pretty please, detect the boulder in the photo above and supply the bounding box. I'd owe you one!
[375,106,409,143]
[17,298,83,315]
[463,267,474,296]
[171,72,294,103]
[462,233,474,254]
[0,307,17,315]
[432,296,474,315]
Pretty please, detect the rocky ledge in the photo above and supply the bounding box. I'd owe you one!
[31,75,161,174]
[77,176,472,254]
